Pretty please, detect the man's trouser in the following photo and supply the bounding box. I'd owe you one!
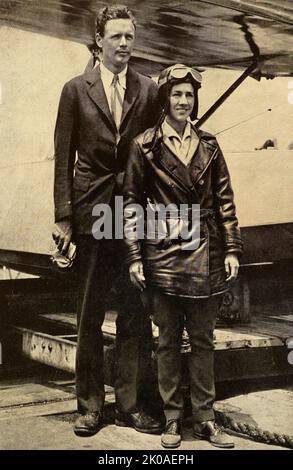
[153,292,219,423]
[75,236,153,414]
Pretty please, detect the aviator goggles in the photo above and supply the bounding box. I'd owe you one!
[158,64,202,88]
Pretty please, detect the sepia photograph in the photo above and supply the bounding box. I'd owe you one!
[0,0,293,455]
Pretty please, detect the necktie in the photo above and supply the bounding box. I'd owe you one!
[111,74,123,130]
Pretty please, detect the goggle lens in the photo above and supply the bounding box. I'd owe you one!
[170,66,202,84]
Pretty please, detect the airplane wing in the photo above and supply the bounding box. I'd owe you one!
[0,0,292,275]
[0,0,292,77]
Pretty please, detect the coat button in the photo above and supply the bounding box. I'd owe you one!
[198,179,204,185]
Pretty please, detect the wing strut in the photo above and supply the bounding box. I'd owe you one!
[196,61,257,128]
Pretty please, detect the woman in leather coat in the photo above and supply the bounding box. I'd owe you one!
[123,64,243,448]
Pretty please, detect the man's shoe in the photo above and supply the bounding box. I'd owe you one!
[193,420,234,448]
[161,419,182,449]
[115,409,163,434]
[74,412,102,437]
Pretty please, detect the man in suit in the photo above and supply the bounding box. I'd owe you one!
[52,4,162,436]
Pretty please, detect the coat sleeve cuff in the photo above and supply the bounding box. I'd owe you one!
[54,202,72,222]
[124,242,143,266]
[225,247,243,257]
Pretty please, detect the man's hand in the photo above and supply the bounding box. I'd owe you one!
[52,218,73,255]
[225,253,239,282]
[129,261,146,291]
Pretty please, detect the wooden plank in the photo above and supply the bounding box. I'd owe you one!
[234,319,292,341]
[39,312,292,350]
[213,329,283,350]
[0,399,76,421]
[40,312,116,337]
[149,320,286,350]
[258,315,293,328]
[0,377,47,391]
[39,313,76,327]
[268,315,293,323]
[0,383,75,408]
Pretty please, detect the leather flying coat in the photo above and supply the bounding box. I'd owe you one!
[123,125,243,298]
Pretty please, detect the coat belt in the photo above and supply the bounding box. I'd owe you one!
[146,205,214,220]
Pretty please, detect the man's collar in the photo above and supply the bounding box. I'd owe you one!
[100,61,128,89]
[162,118,192,141]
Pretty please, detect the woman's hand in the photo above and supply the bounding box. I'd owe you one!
[225,254,239,282]
[129,261,146,291]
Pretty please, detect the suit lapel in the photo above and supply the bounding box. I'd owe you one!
[85,66,116,132]
[120,67,140,129]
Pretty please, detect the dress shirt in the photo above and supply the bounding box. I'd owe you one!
[100,61,127,129]
[161,119,199,166]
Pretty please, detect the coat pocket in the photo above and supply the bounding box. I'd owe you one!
[73,176,91,192]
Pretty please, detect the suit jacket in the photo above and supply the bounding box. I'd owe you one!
[54,65,160,234]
